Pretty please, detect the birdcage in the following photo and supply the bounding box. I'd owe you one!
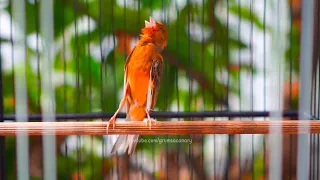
[0,0,318,179]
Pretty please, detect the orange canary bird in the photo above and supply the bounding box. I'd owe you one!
[108,17,168,155]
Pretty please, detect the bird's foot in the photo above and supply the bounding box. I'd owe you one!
[106,116,116,134]
[143,118,156,129]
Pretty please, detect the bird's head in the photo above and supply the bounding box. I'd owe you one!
[142,17,168,51]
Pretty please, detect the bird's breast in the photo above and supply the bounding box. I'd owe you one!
[128,69,150,106]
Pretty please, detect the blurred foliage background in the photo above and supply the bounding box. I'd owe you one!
[0,0,301,179]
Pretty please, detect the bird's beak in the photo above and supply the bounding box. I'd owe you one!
[145,16,156,28]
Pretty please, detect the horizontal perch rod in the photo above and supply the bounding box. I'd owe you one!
[0,120,318,136]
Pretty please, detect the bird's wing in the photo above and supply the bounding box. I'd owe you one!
[124,46,136,90]
[146,57,163,111]
[124,46,136,115]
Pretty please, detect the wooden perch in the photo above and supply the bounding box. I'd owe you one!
[0,120,319,136]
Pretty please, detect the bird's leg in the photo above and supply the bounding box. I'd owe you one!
[106,84,129,134]
[144,110,156,129]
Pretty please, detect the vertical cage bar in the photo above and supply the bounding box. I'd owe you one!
[237,0,242,178]
[201,0,205,179]
[112,0,118,178]
[85,0,95,178]
[61,1,70,178]
[98,0,106,179]
[35,0,41,113]
[298,0,314,179]
[174,1,181,179]
[268,0,288,179]
[225,0,232,178]
[263,0,267,178]
[11,0,31,178]
[186,0,193,179]
[72,0,82,178]
[0,8,6,180]
[317,2,320,176]
[288,0,294,178]
[249,0,254,178]
[12,0,29,179]
[310,0,319,177]
[161,0,169,179]
[212,1,217,178]
[40,0,57,179]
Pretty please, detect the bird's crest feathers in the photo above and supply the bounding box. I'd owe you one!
[145,17,156,28]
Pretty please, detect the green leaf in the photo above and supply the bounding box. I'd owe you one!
[229,5,265,30]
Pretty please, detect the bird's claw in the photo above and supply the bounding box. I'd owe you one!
[106,116,116,134]
[144,118,156,129]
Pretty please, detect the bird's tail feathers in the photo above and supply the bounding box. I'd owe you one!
[111,115,139,155]
[125,135,139,155]
[111,135,139,155]
[111,135,126,154]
